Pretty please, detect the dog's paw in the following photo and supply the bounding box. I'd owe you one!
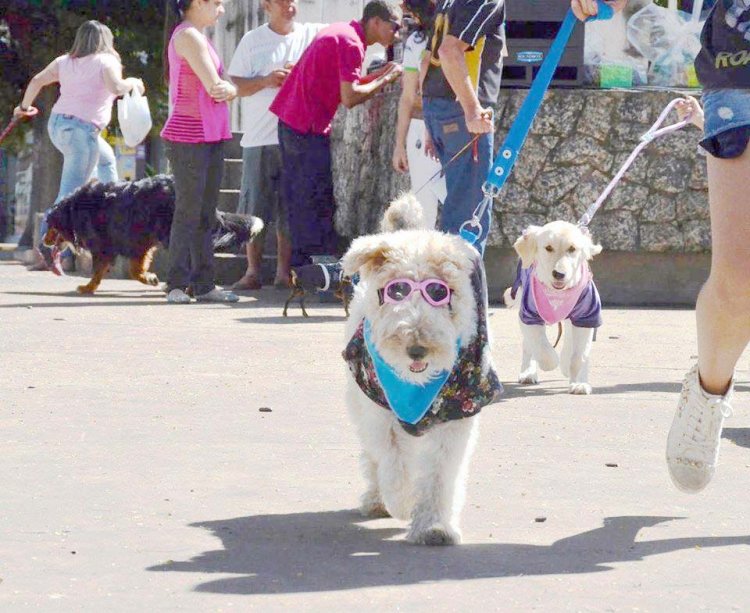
[76,285,95,295]
[142,272,159,286]
[569,382,592,395]
[359,500,391,519]
[407,524,461,546]
[518,371,538,385]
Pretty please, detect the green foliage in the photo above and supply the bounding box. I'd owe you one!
[1,0,168,153]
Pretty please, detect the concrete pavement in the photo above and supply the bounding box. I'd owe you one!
[1,259,749,612]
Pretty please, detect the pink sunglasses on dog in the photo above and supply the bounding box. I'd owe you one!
[378,278,452,307]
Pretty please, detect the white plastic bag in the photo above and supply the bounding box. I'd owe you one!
[627,3,704,87]
[117,87,152,148]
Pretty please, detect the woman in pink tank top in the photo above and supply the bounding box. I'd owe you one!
[162,0,238,304]
[14,20,145,272]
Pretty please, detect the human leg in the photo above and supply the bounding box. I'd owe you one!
[268,144,291,286]
[422,98,492,253]
[233,147,266,290]
[666,89,750,492]
[35,114,99,271]
[406,118,442,229]
[48,114,100,203]
[191,142,224,297]
[275,230,292,287]
[94,135,118,184]
[165,142,207,295]
[278,122,339,267]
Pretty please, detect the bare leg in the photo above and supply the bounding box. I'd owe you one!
[696,146,750,394]
[274,230,292,287]
[232,239,263,290]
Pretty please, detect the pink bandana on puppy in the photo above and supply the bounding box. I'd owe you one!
[530,262,591,326]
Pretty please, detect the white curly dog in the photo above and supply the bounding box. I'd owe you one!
[342,194,500,545]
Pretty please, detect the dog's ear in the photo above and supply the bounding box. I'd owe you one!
[341,235,392,277]
[581,231,603,260]
[513,225,541,268]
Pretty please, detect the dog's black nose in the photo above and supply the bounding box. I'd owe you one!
[407,344,428,360]
[552,270,565,280]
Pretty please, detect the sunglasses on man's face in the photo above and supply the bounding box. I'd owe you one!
[378,278,452,308]
[388,18,401,32]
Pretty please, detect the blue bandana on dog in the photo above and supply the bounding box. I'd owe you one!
[363,319,458,425]
[343,260,502,437]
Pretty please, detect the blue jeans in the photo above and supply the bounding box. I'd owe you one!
[422,98,493,254]
[41,113,118,243]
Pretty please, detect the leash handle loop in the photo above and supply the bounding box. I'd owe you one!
[578,97,693,227]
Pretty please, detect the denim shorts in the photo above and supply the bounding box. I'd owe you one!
[700,89,750,159]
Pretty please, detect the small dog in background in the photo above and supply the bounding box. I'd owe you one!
[504,220,603,395]
[282,262,352,318]
[342,193,501,545]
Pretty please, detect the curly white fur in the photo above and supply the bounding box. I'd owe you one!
[342,192,486,545]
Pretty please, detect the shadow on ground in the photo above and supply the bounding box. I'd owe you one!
[147,512,750,594]
[723,428,750,449]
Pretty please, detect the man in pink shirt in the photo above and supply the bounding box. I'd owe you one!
[270,0,403,267]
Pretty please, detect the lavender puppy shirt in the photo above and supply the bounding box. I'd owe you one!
[510,262,602,328]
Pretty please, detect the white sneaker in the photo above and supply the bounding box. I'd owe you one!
[195,287,239,303]
[167,289,191,304]
[666,364,733,493]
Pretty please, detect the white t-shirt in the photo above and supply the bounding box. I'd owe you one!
[402,30,428,73]
[229,22,326,148]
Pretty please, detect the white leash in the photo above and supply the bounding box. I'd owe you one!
[578,98,693,227]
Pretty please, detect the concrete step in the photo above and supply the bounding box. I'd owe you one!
[221,158,243,190]
[69,249,278,288]
[224,133,243,160]
[218,189,240,213]
[1,243,19,261]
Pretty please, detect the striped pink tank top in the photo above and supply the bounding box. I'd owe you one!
[161,22,231,143]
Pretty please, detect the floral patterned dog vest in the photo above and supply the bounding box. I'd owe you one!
[342,261,503,437]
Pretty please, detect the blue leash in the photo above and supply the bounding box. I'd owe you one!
[459,1,614,245]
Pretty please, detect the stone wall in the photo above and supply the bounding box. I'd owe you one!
[332,88,710,255]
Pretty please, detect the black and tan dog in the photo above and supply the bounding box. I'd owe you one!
[283,262,352,318]
[43,174,262,294]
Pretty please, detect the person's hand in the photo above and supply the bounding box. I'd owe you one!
[465,108,493,134]
[13,105,36,119]
[210,80,237,102]
[423,129,438,162]
[127,77,145,95]
[264,69,291,88]
[676,96,705,130]
[392,144,409,173]
[571,0,627,21]
[380,62,403,85]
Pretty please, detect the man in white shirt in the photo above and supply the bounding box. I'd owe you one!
[228,0,326,290]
